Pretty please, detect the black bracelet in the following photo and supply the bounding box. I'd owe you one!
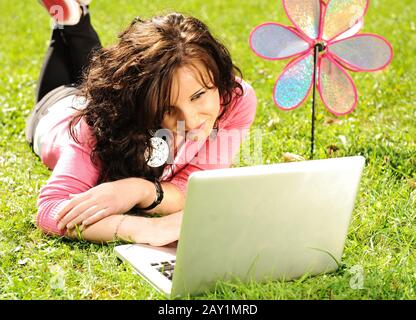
[141,178,164,211]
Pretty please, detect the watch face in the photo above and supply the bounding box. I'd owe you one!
[145,137,170,168]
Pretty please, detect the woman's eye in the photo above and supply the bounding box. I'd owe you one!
[191,91,206,101]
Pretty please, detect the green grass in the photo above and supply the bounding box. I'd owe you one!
[0,0,415,300]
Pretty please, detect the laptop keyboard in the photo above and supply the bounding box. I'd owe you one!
[151,260,176,281]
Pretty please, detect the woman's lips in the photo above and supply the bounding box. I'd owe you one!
[186,120,207,133]
[196,120,207,130]
[185,120,209,141]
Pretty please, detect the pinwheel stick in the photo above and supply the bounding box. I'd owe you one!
[311,43,325,160]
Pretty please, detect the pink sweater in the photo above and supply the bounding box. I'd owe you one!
[36,80,257,236]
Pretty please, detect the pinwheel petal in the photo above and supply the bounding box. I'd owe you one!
[322,0,369,41]
[250,23,312,60]
[283,0,321,39]
[329,34,393,72]
[274,53,314,110]
[332,17,363,42]
[318,55,358,115]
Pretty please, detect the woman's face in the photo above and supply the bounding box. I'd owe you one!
[161,61,220,142]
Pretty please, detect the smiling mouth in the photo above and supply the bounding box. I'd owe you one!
[184,120,207,134]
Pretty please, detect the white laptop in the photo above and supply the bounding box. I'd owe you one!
[115,156,365,298]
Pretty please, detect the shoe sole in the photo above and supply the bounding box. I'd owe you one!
[39,0,81,25]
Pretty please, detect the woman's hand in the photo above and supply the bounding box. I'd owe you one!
[129,211,184,247]
[56,178,152,231]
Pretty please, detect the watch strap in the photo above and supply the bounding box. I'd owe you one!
[141,178,164,211]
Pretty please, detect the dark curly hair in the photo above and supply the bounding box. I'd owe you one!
[68,12,244,184]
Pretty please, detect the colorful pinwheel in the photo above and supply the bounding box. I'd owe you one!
[250,0,393,116]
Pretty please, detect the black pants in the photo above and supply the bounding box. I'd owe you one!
[36,12,102,102]
[26,13,102,148]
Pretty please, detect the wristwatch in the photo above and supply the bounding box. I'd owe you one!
[141,178,164,211]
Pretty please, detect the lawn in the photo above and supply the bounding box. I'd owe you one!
[0,0,415,300]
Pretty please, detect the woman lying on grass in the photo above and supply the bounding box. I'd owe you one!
[26,0,257,246]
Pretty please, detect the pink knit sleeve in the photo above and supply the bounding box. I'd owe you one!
[169,81,257,193]
[36,120,99,236]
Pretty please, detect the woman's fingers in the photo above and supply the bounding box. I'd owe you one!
[82,208,111,226]
[57,198,97,230]
[56,192,91,222]
[66,206,108,229]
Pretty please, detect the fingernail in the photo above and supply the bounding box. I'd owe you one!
[67,224,73,229]
[57,223,63,230]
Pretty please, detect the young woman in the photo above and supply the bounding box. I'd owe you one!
[26,0,257,246]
